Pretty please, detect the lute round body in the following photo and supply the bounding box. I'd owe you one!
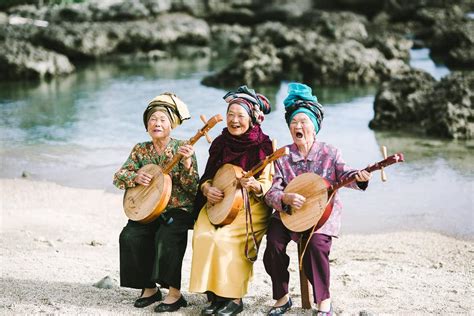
[206,164,245,226]
[280,173,330,232]
[123,164,172,224]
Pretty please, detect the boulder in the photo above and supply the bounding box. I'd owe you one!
[424,72,474,139]
[427,18,474,68]
[7,4,48,21]
[36,22,123,59]
[365,32,413,61]
[0,20,39,43]
[203,20,410,87]
[258,0,313,22]
[415,6,465,26]
[87,0,150,21]
[253,21,306,48]
[382,0,466,21]
[172,0,257,23]
[44,3,93,23]
[0,0,36,11]
[447,46,474,68]
[370,69,436,130]
[170,0,209,18]
[300,39,382,84]
[295,37,408,85]
[140,0,172,15]
[210,23,251,49]
[202,40,282,87]
[0,38,74,80]
[295,10,369,42]
[370,69,473,139]
[313,0,384,18]
[35,13,210,59]
[119,13,210,51]
[8,0,172,23]
[371,2,473,68]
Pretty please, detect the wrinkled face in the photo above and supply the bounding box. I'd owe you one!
[290,112,315,146]
[226,103,251,136]
[147,111,171,140]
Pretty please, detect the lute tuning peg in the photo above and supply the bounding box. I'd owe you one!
[200,115,213,143]
[380,145,388,182]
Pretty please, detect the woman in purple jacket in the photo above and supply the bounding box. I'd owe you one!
[263,83,371,316]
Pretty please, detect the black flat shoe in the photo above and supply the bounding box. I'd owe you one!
[216,300,243,316]
[201,301,226,315]
[267,297,292,315]
[134,290,162,308]
[154,295,187,313]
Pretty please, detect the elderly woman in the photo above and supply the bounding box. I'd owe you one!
[263,83,371,316]
[113,93,199,313]
[189,86,273,316]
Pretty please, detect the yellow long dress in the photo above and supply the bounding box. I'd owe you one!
[189,164,272,298]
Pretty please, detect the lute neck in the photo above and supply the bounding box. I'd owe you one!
[244,147,289,179]
[329,153,404,192]
[162,114,223,174]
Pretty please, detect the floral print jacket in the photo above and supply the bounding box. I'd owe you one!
[113,139,199,213]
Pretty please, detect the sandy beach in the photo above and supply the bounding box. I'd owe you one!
[1,178,472,315]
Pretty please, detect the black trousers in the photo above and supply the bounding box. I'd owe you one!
[119,209,193,290]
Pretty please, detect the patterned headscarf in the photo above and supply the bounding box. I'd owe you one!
[143,92,191,130]
[223,85,271,125]
[283,82,324,134]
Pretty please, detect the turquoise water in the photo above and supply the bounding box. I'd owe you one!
[409,48,450,80]
[1,52,472,237]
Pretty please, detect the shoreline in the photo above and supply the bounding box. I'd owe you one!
[1,178,473,314]
[5,173,473,240]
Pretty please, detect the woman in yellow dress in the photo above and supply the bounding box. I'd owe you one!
[189,86,273,315]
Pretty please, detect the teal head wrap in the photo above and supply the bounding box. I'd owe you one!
[283,82,318,107]
[289,108,320,134]
[284,82,324,134]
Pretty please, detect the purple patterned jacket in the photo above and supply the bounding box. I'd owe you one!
[264,141,367,237]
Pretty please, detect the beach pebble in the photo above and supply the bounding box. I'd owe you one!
[34,236,55,248]
[40,297,55,306]
[89,240,103,246]
[93,276,117,289]
[431,262,443,269]
[21,171,31,178]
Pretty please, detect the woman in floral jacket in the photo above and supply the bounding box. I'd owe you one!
[113,93,198,313]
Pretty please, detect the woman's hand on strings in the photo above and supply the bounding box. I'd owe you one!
[282,193,306,210]
[202,183,224,204]
[135,170,153,186]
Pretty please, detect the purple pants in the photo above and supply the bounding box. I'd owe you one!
[263,217,332,304]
